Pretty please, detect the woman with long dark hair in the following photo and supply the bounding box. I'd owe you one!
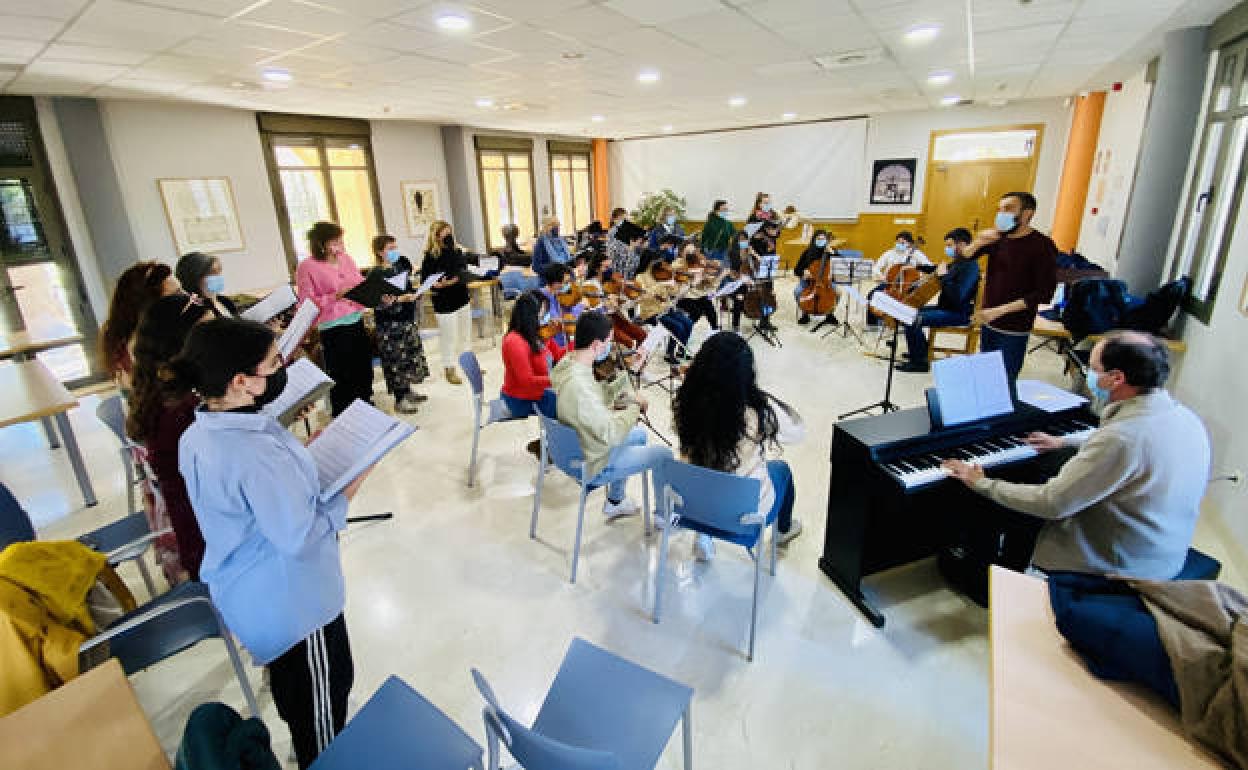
[673,331,805,561]
[126,293,210,580]
[172,317,373,768]
[501,290,563,420]
[98,261,181,390]
[295,221,373,415]
[792,228,841,327]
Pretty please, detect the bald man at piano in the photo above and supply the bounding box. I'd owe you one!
[943,331,1211,580]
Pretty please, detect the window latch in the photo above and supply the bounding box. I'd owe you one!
[1196,188,1214,213]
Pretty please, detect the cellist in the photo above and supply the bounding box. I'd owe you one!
[897,228,981,374]
[793,229,841,326]
[866,230,932,327]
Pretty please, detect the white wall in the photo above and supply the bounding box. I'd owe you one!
[370,120,451,261]
[98,100,288,294]
[1076,72,1154,271]
[863,98,1074,227]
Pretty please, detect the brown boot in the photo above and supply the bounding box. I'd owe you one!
[445,367,463,385]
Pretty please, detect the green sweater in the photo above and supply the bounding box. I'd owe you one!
[701,213,735,253]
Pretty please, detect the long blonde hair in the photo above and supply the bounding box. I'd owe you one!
[425,220,452,256]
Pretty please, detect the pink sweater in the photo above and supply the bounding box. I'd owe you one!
[295,252,365,326]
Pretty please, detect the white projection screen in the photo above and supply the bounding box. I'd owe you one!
[609,118,868,220]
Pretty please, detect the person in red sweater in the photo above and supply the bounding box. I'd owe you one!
[502,291,564,458]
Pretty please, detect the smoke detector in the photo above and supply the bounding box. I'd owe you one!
[814,48,887,69]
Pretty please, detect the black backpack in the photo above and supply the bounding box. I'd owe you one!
[1122,276,1189,334]
[1062,278,1130,342]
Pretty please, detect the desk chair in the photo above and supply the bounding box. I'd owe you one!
[498,269,539,300]
[929,256,989,359]
[460,351,526,488]
[472,637,693,770]
[311,676,483,770]
[532,414,653,584]
[95,395,147,516]
[653,460,775,661]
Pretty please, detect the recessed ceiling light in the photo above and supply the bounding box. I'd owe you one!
[261,67,292,82]
[591,114,605,122]
[782,112,796,120]
[229,80,249,89]
[637,69,660,84]
[661,124,674,132]
[927,70,954,86]
[728,95,746,107]
[940,94,961,106]
[435,12,471,31]
[905,24,941,44]
[562,51,585,60]
[475,97,494,108]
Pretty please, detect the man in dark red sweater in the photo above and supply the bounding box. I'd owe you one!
[970,191,1058,386]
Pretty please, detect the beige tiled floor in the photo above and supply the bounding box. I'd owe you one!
[3,280,1235,768]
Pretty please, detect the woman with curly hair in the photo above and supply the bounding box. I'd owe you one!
[97,261,181,390]
[672,331,805,561]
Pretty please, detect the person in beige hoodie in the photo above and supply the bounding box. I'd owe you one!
[550,311,672,519]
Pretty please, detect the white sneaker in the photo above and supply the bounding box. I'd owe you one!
[693,534,715,562]
[777,518,803,547]
[603,497,640,521]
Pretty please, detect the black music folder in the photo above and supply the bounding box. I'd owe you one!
[343,272,405,307]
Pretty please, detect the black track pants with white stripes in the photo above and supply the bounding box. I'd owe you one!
[268,613,354,768]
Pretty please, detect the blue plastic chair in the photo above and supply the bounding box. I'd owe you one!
[498,269,538,300]
[311,676,483,770]
[79,580,260,717]
[838,248,865,260]
[460,351,528,488]
[653,459,777,661]
[472,637,692,770]
[531,414,652,583]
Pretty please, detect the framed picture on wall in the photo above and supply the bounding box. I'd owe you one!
[401,181,439,246]
[157,177,244,254]
[870,159,917,205]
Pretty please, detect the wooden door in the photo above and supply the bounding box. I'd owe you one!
[925,159,1035,248]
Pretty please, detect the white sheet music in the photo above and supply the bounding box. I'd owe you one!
[306,399,417,502]
[478,256,499,272]
[261,358,333,423]
[709,279,745,299]
[240,284,296,323]
[842,285,866,304]
[932,352,1015,427]
[278,300,320,361]
[414,272,444,297]
[1016,379,1087,413]
[640,325,669,356]
[465,265,491,277]
[759,254,780,278]
[385,271,409,290]
[744,222,763,237]
[869,291,918,326]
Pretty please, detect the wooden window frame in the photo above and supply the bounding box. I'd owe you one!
[547,143,594,233]
[474,143,538,249]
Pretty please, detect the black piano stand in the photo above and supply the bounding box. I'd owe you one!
[839,321,902,419]
[819,559,887,627]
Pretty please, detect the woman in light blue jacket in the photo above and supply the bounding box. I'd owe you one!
[173,318,372,769]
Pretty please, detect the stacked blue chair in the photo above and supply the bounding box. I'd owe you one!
[472,637,693,770]
[653,459,777,661]
[532,414,652,583]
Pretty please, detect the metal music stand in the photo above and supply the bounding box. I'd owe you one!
[839,294,915,418]
[745,255,782,348]
[817,257,870,346]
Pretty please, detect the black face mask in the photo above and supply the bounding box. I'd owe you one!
[442,234,455,249]
[251,366,288,408]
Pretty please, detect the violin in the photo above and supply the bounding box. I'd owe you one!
[538,317,564,341]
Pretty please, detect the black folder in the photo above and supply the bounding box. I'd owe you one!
[343,272,406,307]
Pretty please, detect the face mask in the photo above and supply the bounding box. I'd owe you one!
[1085,368,1111,402]
[995,211,1018,232]
[559,282,571,294]
[814,237,828,248]
[204,274,225,295]
[665,215,676,226]
[895,242,908,253]
[550,227,560,238]
[738,241,749,251]
[384,249,400,264]
[944,245,956,258]
[717,210,730,219]
[760,203,772,213]
[250,365,287,408]
[594,340,613,363]
[540,311,551,325]
[442,234,455,249]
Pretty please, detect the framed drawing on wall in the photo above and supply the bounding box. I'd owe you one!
[401,181,439,246]
[870,159,917,205]
[157,177,244,254]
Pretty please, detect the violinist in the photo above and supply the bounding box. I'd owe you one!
[637,233,681,276]
[501,291,564,458]
[749,220,782,333]
[897,228,980,374]
[673,242,720,330]
[793,229,840,327]
[636,259,694,364]
[584,253,647,350]
[538,263,581,349]
[646,206,685,251]
[608,219,647,280]
[727,233,759,334]
[865,230,933,327]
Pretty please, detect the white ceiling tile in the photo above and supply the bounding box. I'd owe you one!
[391,4,512,34]
[7,75,96,95]
[43,42,152,65]
[972,0,1077,32]
[235,0,367,37]
[61,1,222,51]
[0,0,90,20]
[129,53,226,81]
[424,40,514,66]
[176,37,283,64]
[0,15,65,41]
[93,77,191,98]
[1074,0,1184,20]
[24,59,129,83]
[130,0,268,18]
[344,22,445,53]
[528,4,633,41]
[0,37,46,65]
[601,0,723,26]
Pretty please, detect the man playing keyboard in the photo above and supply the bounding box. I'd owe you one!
[943,331,1211,579]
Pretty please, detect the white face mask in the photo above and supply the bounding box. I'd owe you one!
[594,340,613,362]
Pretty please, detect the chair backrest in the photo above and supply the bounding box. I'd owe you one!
[660,458,762,536]
[458,350,485,396]
[471,669,621,770]
[96,394,131,447]
[0,482,37,548]
[499,270,539,298]
[538,414,586,480]
[839,249,865,260]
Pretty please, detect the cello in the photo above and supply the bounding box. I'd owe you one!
[798,247,841,318]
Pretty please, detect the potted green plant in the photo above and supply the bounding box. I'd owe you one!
[631,189,687,230]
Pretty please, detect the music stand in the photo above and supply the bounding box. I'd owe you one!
[817,258,870,346]
[839,293,917,418]
[745,255,782,348]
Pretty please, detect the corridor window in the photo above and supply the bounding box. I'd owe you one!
[549,144,593,233]
[475,137,537,251]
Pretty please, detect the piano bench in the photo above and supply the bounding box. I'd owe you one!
[1175,547,1221,581]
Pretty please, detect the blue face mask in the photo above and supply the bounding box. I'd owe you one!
[760,203,772,213]
[559,283,571,294]
[204,274,225,295]
[814,237,828,248]
[944,245,956,258]
[540,311,551,325]
[665,215,676,226]
[738,241,749,251]
[717,210,730,219]
[895,242,908,253]
[1085,368,1111,402]
[594,340,613,363]
[995,211,1018,232]
[384,248,400,264]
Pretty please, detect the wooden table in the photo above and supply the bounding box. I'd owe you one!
[989,566,1221,769]
[0,359,97,507]
[0,658,170,770]
[1030,316,1187,352]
